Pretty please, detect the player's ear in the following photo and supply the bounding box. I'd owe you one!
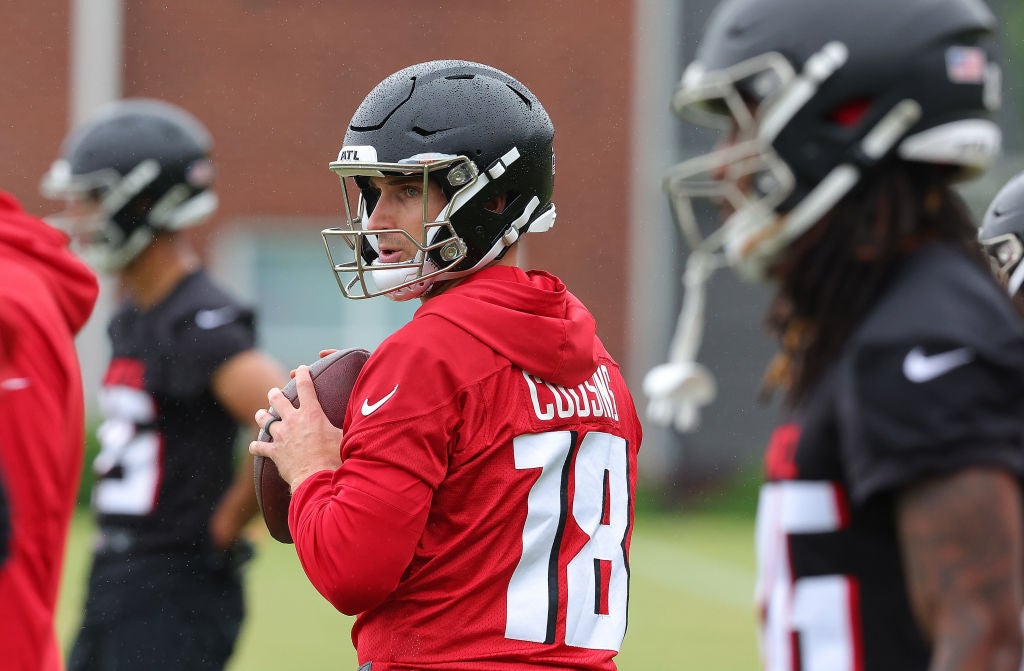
[483,193,508,213]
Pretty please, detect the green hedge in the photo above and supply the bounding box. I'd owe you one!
[76,421,101,508]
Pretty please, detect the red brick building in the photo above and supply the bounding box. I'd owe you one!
[2,1,713,483]
[2,1,643,375]
[24,1,1017,489]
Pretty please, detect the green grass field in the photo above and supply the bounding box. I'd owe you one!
[56,510,759,670]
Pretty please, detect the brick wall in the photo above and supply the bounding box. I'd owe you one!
[116,0,636,360]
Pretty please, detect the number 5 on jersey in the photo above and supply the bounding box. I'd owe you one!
[506,430,631,651]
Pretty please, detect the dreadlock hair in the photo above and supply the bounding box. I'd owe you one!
[762,161,991,406]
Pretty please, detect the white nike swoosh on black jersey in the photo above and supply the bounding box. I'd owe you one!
[195,306,238,330]
[902,346,974,383]
[361,384,399,416]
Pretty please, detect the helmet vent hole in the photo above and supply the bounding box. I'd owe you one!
[445,74,475,80]
[506,85,533,110]
[412,126,449,137]
[484,191,515,214]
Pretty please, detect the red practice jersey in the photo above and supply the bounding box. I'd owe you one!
[0,191,97,671]
[290,265,642,670]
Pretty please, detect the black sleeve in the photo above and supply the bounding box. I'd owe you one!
[153,305,256,398]
[837,339,1024,505]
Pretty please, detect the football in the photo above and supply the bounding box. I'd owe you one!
[254,347,370,543]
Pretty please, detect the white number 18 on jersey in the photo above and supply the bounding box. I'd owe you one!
[506,430,630,652]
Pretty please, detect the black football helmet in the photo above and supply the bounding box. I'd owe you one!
[322,60,556,300]
[667,0,1000,281]
[645,0,1002,431]
[981,171,1024,296]
[41,98,217,271]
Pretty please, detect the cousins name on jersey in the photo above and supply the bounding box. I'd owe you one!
[522,366,620,422]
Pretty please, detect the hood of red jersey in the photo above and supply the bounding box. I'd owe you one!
[417,265,599,387]
[0,191,98,336]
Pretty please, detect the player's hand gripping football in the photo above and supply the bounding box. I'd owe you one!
[250,365,344,492]
[287,350,339,379]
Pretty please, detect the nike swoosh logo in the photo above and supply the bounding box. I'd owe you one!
[902,346,975,383]
[0,377,31,391]
[361,384,399,416]
[195,306,238,330]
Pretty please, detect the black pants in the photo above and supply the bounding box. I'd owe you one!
[68,549,245,671]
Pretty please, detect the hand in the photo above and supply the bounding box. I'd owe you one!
[288,349,339,379]
[249,365,344,492]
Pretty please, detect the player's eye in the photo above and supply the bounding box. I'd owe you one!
[402,185,421,199]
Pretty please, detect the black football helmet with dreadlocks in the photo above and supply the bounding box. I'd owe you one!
[322,60,557,300]
[646,0,1002,431]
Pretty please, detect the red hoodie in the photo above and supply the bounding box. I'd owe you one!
[290,265,642,670]
[0,191,97,671]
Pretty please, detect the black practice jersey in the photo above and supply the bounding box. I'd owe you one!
[92,270,255,553]
[755,243,1024,671]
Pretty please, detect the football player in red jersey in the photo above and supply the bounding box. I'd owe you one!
[645,0,1024,669]
[250,60,643,670]
[0,190,97,671]
[41,99,286,671]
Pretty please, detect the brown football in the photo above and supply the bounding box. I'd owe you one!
[254,347,370,543]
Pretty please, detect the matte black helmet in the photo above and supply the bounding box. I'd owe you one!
[41,98,217,271]
[645,0,1002,431]
[323,60,556,300]
[981,171,1024,295]
[666,0,1000,280]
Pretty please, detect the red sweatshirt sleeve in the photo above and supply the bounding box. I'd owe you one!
[288,318,475,616]
[288,455,433,615]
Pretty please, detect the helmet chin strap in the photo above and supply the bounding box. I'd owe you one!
[94,225,154,272]
[643,245,723,432]
[370,255,441,301]
[438,197,558,282]
[152,190,219,230]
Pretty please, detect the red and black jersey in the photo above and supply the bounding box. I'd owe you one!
[290,266,643,670]
[755,243,1024,671]
[94,270,255,553]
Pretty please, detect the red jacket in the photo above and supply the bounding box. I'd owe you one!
[290,266,642,670]
[0,191,97,671]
